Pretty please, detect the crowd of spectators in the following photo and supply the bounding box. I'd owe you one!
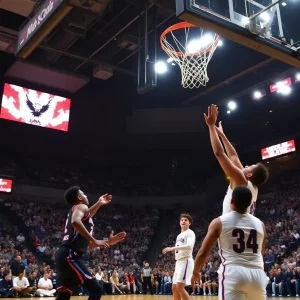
[2,168,300,297]
[0,153,205,197]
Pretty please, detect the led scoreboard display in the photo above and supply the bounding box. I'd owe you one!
[261,140,296,160]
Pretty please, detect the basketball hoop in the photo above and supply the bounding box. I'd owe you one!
[160,22,219,89]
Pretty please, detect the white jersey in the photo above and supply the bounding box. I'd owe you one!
[218,211,264,270]
[174,229,195,260]
[223,181,258,215]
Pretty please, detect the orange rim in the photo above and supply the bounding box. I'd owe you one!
[160,21,219,57]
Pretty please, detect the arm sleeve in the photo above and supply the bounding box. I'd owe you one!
[25,278,29,287]
[37,278,43,288]
[174,231,195,251]
[13,278,18,287]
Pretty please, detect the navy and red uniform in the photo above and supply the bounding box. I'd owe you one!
[55,206,96,294]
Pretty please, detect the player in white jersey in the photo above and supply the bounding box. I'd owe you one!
[204,104,269,215]
[162,213,196,300]
[191,186,268,300]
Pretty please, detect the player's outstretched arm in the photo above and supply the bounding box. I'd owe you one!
[88,194,112,217]
[163,231,195,254]
[204,105,247,188]
[215,121,243,170]
[191,218,221,288]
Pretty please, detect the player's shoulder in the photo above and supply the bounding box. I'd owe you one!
[187,228,195,235]
[72,203,88,212]
[247,213,262,222]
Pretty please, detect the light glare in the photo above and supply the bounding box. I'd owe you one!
[282,2,287,6]
[227,110,231,114]
[254,91,263,99]
[155,61,167,74]
[296,73,300,81]
[242,17,249,25]
[228,101,237,110]
[217,40,223,47]
[260,12,270,23]
[187,34,214,53]
[277,85,291,95]
[167,57,174,63]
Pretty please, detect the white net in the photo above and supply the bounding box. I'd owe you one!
[161,23,219,89]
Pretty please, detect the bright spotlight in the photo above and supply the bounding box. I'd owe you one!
[167,57,174,63]
[242,17,249,25]
[277,85,292,95]
[282,2,287,6]
[227,101,237,110]
[227,110,231,114]
[155,61,167,74]
[260,12,270,23]
[187,34,214,53]
[201,34,214,46]
[296,73,300,81]
[217,40,223,47]
[187,40,201,53]
[253,91,263,99]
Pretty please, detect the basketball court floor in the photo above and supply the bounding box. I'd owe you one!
[9,295,296,299]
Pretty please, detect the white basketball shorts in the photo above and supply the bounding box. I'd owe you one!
[173,257,194,286]
[218,265,268,300]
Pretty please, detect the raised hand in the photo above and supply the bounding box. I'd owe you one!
[98,194,112,206]
[204,104,218,126]
[108,231,126,245]
[215,121,224,136]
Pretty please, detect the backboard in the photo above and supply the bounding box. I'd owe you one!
[176,0,300,67]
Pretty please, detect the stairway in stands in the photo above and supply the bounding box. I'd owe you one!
[144,209,173,266]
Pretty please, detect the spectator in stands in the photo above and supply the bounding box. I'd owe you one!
[36,271,56,297]
[95,268,104,289]
[202,273,210,296]
[28,271,38,295]
[110,272,125,294]
[0,267,5,280]
[287,265,296,296]
[0,273,15,297]
[16,233,25,245]
[264,249,275,271]
[126,271,136,294]
[102,271,111,295]
[162,272,172,295]
[272,267,285,296]
[48,269,57,289]
[13,271,33,297]
[152,269,160,295]
[10,255,25,279]
[207,268,218,295]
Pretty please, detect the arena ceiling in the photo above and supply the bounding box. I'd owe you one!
[0,0,300,156]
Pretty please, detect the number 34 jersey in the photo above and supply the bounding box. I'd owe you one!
[218,211,264,270]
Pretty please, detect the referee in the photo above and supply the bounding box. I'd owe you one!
[141,262,153,295]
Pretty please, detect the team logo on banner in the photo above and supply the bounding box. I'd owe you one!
[0,83,71,131]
